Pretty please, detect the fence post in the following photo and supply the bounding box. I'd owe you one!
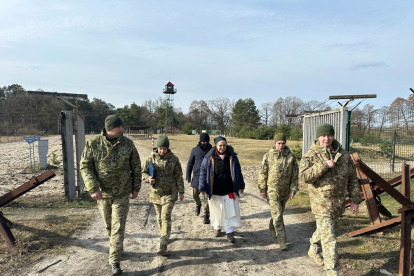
[391,130,397,173]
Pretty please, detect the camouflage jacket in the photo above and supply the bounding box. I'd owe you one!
[258,147,299,200]
[299,140,362,217]
[80,129,142,199]
[142,149,185,205]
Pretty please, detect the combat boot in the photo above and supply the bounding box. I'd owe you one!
[157,238,168,256]
[279,238,288,251]
[195,204,201,216]
[203,215,210,224]
[111,263,122,276]
[308,244,324,266]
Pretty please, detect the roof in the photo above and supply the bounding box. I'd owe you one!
[165,81,174,86]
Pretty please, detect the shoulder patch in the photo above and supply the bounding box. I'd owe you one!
[300,158,307,167]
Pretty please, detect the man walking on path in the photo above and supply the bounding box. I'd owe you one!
[299,124,361,276]
[186,133,212,224]
[80,115,142,276]
[258,133,299,251]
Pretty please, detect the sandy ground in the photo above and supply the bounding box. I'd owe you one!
[1,136,326,276]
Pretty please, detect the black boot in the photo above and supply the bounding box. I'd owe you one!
[195,204,202,216]
[111,263,122,276]
[203,215,210,224]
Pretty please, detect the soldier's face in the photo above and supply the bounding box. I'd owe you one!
[216,141,227,154]
[318,134,334,147]
[275,140,286,150]
[106,125,123,139]
[158,147,168,156]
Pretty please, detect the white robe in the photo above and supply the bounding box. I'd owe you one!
[209,192,241,228]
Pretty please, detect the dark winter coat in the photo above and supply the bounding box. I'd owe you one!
[199,146,245,199]
[186,143,212,189]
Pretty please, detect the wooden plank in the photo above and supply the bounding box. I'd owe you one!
[399,162,412,276]
[0,214,15,249]
[355,160,412,206]
[349,153,381,224]
[75,112,85,197]
[361,183,381,225]
[348,216,402,237]
[0,170,56,208]
[61,111,76,201]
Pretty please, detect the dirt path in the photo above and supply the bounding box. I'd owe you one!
[2,137,325,276]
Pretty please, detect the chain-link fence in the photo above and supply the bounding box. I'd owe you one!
[349,107,414,180]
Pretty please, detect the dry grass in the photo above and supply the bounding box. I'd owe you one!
[155,134,300,166]
[0,194,95,272]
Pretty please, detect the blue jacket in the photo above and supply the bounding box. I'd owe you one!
[199,146,245,199]
[186,143,212,189]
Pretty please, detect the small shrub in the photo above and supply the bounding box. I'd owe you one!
[50,152,60,165]
[291,143,303,160]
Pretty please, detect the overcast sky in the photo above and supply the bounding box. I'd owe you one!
[1,1,413,112]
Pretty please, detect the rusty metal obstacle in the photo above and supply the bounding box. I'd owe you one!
[347,153,413,276]
[0,170,56,249]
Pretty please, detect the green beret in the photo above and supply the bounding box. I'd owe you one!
[316,124,335,138]
[156,136,170,148]
[274,133,286,142]
[105,115,123,131]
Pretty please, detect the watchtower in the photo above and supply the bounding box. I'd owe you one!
[163,82,177,134]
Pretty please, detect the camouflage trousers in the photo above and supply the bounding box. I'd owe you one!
[310,215,339,271]
[98,195,130,264]
[267,197,288,241]
[153,201,175,241]
[193,188,210,216]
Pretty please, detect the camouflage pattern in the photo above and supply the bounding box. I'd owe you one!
[267,198,288,241]
[142,149,184,248]
[80,129,142,198]
[153,201,175,239]
[258,147,298,241]
[299,139,361,218]
[310,215,338,271]
[193,188,210,216]
[258,147,299,199]
[300,139,361,275]
[98,195,130,264]
[142,149,185,205]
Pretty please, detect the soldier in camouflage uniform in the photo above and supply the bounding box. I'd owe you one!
[142,136,185,256]
[258,133,299,251]
[80,115,142,276]
[299,124,361,276]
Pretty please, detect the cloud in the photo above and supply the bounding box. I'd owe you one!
[350,61,389,70]
[326,42,373,52]
[14,65,43,71]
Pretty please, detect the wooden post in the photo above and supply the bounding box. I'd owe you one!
[399,162,412,276]
[351,153,381,225]
[75,112,85,197]
[61,111,76,201]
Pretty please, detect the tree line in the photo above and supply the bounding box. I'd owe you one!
[1,84,412,141]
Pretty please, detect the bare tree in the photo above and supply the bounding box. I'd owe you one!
[188,100,210,133]
[207,97,231,134]
[260,102,272,126]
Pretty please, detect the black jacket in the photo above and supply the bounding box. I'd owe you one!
[186,143,212,188]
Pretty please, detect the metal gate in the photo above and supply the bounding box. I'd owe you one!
[302,107,349,155]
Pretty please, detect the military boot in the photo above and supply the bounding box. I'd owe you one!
[157,238,168,256]
[203,215,210,224]
[326,269,339,276]
[111,263,122,276]
[195,204,201,216]
[308,244,324,266]
[279,238,288,251]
